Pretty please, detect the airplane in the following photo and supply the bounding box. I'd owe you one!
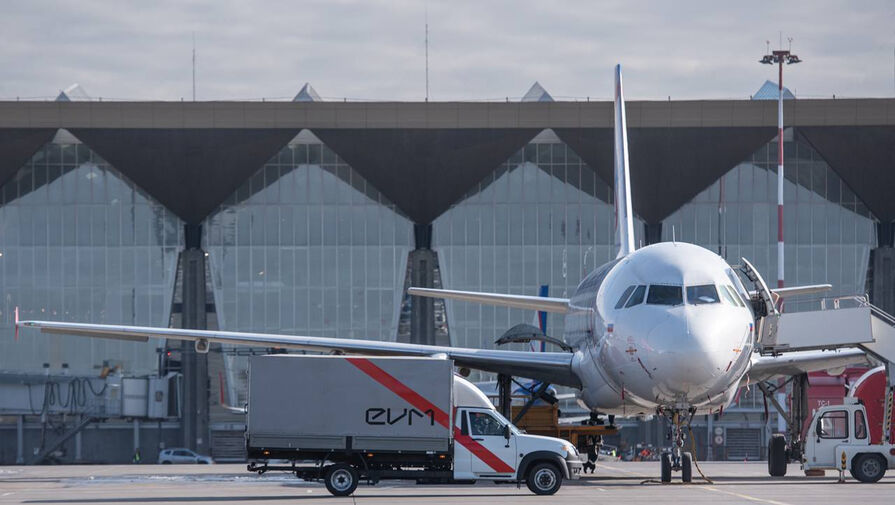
[15,65,867,482]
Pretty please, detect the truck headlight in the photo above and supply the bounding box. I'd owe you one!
[563,444,577,456]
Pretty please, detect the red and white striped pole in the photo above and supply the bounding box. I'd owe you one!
[761,45,801,290]
[777,58,784,289]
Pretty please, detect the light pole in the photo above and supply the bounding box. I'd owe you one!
[760,43,801,289]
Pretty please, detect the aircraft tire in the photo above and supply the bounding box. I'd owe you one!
[660,453,672,483]
[768,434,787,477]
[681,452,692,482]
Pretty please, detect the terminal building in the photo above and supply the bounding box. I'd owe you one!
[0,83,893,463]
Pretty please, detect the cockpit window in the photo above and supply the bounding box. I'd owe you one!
[686,285,719,305]
[625,285,647,308]
[614,286,636,309]
[718,285,737,305]
[646,285,683,306]
[723,285,745,307]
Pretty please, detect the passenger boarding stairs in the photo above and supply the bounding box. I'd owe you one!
[764,296,895,373]
[760,296,895,442]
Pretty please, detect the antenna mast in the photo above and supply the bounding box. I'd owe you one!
[192,33,196,101]
[425,4,429,101]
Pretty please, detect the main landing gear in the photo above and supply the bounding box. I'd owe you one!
[659,408,693,483]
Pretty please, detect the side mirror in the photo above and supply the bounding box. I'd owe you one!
[504,425,511,440]
[815,421,823,438]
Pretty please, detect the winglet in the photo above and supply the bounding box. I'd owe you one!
[14,306,19,341]
[614,64,636,258]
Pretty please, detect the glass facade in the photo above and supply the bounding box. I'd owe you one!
[0,131,182,375]
[433,132,643,356]
[0,126,879,382]
[203,131,414,401]
[662,129,876,307]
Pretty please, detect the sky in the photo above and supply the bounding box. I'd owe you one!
[1,0,894,101]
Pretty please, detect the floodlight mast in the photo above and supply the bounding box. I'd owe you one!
[759,43,801,290]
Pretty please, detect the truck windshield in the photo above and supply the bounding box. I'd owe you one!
[488,410,520,435]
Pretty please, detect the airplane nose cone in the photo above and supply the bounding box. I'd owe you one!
[647,310,735,398]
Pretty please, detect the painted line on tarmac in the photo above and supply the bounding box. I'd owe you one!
[701,485,792,505]
[593,463,641,476]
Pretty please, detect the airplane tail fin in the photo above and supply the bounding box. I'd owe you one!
[614,64,636,258]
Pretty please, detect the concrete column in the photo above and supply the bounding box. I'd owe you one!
[16,415,24,464]
[133,419,140,453]
[869,223,895,315]
[406,223,449,347]
[181,224,209,454]
[75,419,82,462]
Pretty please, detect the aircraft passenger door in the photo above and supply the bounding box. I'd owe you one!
[807,410,849,467]
[739,258,779,348]
[465,410,517,477]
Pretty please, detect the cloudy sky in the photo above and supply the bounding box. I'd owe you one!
[2,0,893,101]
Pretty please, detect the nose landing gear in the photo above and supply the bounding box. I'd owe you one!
[659,408,694,483]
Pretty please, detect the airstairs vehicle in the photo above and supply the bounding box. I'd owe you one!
[739,261,895,479]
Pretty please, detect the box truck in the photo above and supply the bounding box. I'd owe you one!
[245,355,581,496]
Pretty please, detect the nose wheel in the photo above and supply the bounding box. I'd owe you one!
[659,409,693,483]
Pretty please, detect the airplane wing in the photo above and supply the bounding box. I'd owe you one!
[745,348,868,384]
[408,287,570,314]
[16,319,581,388]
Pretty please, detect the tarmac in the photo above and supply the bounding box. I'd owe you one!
[1,460,893,505]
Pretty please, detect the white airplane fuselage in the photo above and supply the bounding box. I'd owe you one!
[565,241,755,416]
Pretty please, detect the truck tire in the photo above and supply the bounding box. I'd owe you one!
[768,434,787,477]
[850,454,886,483]
[324,463,359,496]
[660,453,671,483]
[526,462,562,495]
[681,452,692,483]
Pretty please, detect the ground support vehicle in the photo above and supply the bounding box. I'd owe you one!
[245,355,581,496]
[510,403,619,450]
[791,397,895,482]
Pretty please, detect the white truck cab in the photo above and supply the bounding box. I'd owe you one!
[451,375,582,494]
[803,397,895,482]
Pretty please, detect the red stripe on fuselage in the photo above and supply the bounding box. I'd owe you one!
[345,357,515,474]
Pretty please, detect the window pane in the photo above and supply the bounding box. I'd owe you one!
[469,411,505,436]
[614,285,636,309]
[818,410,848,439]
[686,285,720,305]
[625,285,646,308]
[647,285,683,306]
[855,410,867,439]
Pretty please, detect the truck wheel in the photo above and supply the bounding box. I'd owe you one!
[526,462,562,495]
[324,463,359,496]
[768,434,787,477]
[851,454,886,483]
[681,452,692,483]
[660,453,671,483]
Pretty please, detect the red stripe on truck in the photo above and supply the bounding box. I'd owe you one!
[346,357,515,474]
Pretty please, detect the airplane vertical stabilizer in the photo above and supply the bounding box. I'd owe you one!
[614,64,636,258]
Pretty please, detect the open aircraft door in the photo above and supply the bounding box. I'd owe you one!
[739,258,780,352]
